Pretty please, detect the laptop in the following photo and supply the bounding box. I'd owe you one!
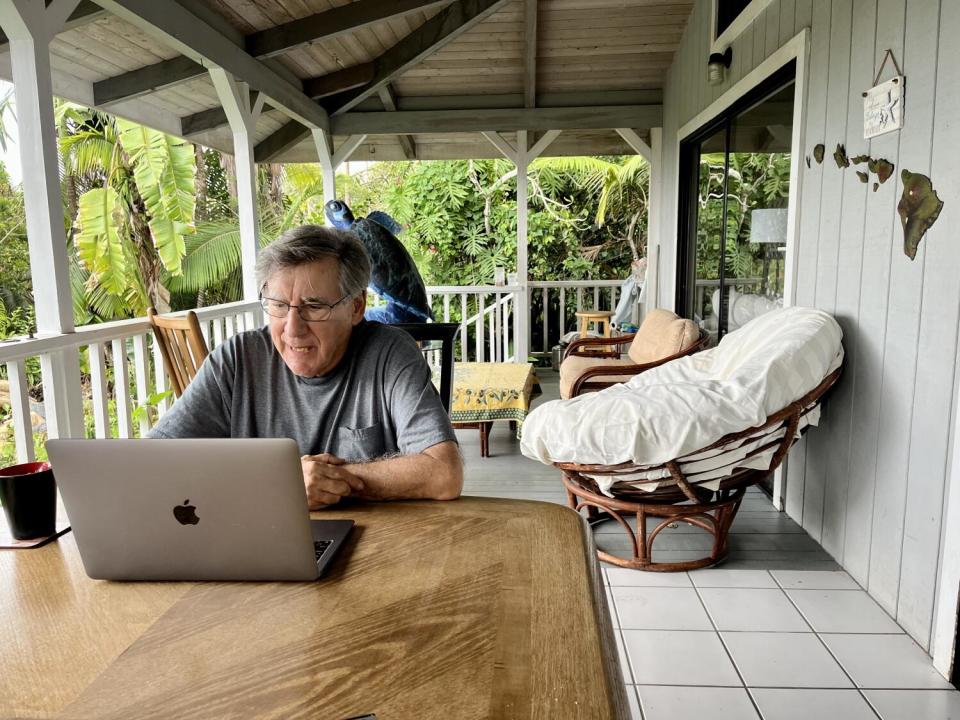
[46,438,353,581]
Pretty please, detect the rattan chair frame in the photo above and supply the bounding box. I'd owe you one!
[555,366,842,572]
[563,332,708,398]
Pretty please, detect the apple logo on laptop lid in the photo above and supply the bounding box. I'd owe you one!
[173,499,199,526]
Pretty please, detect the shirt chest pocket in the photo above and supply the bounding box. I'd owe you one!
[337,423,386,462]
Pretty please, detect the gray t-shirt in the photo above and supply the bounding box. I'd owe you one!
[149,321,456,461]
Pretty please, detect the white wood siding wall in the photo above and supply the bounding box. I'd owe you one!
[658,0,960,653]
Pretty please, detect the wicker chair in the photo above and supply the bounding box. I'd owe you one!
[559,309,706,399]
[556,366,841,572]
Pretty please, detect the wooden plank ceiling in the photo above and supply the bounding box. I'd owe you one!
[1,0,693,162]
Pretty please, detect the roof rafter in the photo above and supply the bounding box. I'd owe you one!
[0,0,105,49]
[252,0,513,163]
[523,0,537,109]
[330,105,663,135]
[92,0,446,106]
[91,0,328,131]
[378,85,417,160]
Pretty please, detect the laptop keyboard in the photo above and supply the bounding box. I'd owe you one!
[314,539,332,563]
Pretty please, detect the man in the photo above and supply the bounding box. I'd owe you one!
[149,225,462,508]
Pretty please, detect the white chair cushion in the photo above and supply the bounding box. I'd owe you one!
[520,306,843,491]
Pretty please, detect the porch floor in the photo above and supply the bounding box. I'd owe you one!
[456,369,960,719]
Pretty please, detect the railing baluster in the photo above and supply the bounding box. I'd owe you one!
[476,295,485,362]
[577,287,584,313]
[460,293,468,362]
[112,338,134,439]
[225,314,236,339]
[213,318,224,348]
[503,295,509,362]
[494,292,502,362]
[559,288,566,338]
[610,286,617,312]
[7,360,35,463]
[443,294,450,323]
[541,288,549,353]
[488,304,496,362]
[133,334,152,435]
[593,286,600,310]
[88,343,110,439]
[151,335,169,416]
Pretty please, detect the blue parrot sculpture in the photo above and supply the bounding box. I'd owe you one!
[324,200,433,324]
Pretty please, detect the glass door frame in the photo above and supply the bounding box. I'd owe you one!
[675,60,798,334]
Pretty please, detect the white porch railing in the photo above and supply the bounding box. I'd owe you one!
[1,301,261,464]
[1,279,632,465]
[528,279,625,353]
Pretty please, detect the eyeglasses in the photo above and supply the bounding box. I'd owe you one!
[259,293,350,322]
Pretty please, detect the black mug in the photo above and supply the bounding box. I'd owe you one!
[0,461,57,540]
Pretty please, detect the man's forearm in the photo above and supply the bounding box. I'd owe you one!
[344,442,463,501]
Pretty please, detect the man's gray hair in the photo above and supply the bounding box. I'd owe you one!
[255,224,371,298]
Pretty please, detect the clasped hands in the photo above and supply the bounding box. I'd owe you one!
[301,453,365,509]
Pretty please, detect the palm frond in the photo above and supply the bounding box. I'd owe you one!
[115,118,196,275]
[167,221,242,294]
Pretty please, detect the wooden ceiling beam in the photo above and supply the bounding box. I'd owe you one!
[0,0,106,49]
[92,0,446,106]
[523,0,537,109]
[247,0,449,59]
[91,0,328,131]
[330,104,663,135]
[378,85,417,160]
[253,0,512,162]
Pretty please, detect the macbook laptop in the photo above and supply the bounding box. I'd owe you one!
[46,438,353,581]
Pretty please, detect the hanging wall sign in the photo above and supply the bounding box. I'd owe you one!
[864,76,904,139]
[863,50,905,139]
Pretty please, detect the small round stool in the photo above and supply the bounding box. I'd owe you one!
[575,310,613,338]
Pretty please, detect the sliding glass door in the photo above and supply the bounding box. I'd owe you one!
[677,63,796,343]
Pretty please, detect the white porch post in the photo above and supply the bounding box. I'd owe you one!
[647,127,662,314]
[482,129,560,362]
[615,127,661,316]
[0,0,85,439]
[210,69,263,300]
[515,131,530,363]
[311,129,367,225]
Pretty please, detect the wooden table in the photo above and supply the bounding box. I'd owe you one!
[1,497,627,719]
[451,362,539,457]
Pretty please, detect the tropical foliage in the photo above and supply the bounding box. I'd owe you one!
[59,104,196,318]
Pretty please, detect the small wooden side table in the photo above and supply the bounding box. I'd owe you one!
[575,310,613,339]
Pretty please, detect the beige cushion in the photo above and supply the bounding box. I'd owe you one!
[559,355,638,399]
[627,309,700,365]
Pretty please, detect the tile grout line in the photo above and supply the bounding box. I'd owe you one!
[776,579,884,720]
[604,569,645,720]
[689,574,765,719]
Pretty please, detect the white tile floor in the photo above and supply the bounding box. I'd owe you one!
[459,373,960,718]
[605,568,960,719]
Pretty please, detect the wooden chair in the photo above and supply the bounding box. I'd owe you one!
[559,308,706,399]
[393,323,459,412]
[147,308,209,398]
